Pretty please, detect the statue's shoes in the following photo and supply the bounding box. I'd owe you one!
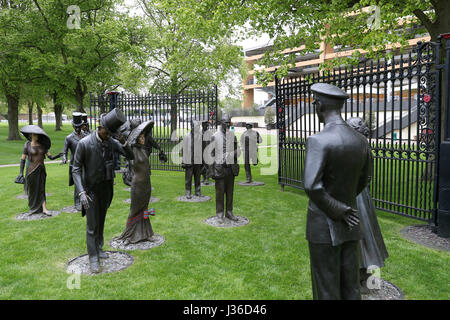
[90,261,100,273]
[99,250,109,259]
[225,213,239,222]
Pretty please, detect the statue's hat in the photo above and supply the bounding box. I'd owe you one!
[310,83,349,100]
[20,125,51,150]
[72,112,83,127]
[99,108,127,135]
[127,120,154,145]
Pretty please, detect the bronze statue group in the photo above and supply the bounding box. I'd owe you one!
[15,83,388,299]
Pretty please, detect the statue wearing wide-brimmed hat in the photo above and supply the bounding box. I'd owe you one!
[303,83,372,300]
[72,108,134,273]
[114,120,167,245]
[15,125,58,215]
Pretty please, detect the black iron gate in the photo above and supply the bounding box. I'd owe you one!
[276,41,441,224]
[89,87,218,171]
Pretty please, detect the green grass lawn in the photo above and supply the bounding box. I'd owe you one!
[0,160,448,300]
[0,122,448,300]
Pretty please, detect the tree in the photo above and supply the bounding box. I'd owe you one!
[28,0,141,116]
[207,1,449,80]
[135,0,245,132]
[0,0,33,140]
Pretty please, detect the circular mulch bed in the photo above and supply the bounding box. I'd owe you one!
[66,251,134,275]
[16,192,51,200]
[62,206,80,214]
[110,234,165,251]
[204,215,250,228]
[15,210,61,221]
[237,181,265,186]
[361,278,405,300]
[123,197,159,204]
[177,195,211,202]
[400,224,450,252]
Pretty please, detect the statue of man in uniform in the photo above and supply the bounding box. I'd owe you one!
[303,83,372,300]
[240,122,262,183]
[61,112,87,211]
[210,114,241,223]
[201,121,213,185]
[182,120,204,198]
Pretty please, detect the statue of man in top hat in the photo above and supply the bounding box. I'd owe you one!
[182,120,204,198]
[240,122,263,183]
[72,108,134,273]
[303,83,372,300]
[61,112,87,211]
[210,113,241,223]
[81,113,91,134]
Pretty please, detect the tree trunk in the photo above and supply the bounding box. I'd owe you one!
[75,78,87,113]
[6,93,21,140]
[28,101,33,125]
[170,95,178,134]
[36,104,43,128]
[54,103,63,131]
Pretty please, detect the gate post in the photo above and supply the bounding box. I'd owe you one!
[437,34,450,238]
[107,91,120,111]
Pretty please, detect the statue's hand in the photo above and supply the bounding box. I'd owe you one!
[60,156,67,165]
[79,192,92,210]
[343,207,360,228]
[117,133,126,145]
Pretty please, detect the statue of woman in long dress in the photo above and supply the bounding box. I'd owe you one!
[115,121,167,244]
[346,117,389,291]
[16,125,58,215]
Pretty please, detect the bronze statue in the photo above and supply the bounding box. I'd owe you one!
[240,122,263,183]
[61,112,87,211]
[346,117,389,292]
[211,114,241,223]
[182,120,204,198]
[303,83,372,300]
[16,125,58,215]
[81,113,91,134]
[72,108,134,273]
[201,121,213,185]
[119,118,143,186]
[115,120,167,244]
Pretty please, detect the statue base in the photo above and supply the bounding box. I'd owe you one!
[62,206,80,214]
[124,197,159,204]
[15,210,61,221]
[177,195,211,202]
[204,215,250,228]
[361,278,405,300]
[67,251,134,275]
[238,181,264,186]
[110,234,165,251]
